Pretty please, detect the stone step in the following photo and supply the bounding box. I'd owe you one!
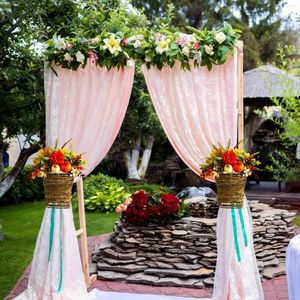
[98,262,147,273]
[144,267,214,278]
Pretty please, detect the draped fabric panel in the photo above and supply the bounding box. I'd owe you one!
[142,55,238,175]
[45,59,135,175]
[14,209,88,300]
[15,59,134,299]
[143,54,264,300]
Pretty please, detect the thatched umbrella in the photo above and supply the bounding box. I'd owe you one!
[243,64,300,151]
[244,64,300,108]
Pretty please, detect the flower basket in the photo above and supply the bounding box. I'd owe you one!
[43,174,74,209]
[215,173,247,208]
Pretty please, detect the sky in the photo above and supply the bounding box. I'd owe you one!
[282,0,300,23]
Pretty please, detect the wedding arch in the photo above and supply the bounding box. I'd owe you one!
[16,21,264,300]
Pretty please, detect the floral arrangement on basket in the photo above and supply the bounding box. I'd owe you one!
[29,145,86,180]
[116,190,188,225]
[200,145,260,208]
[200,146,260,180]
[29,143,86,209]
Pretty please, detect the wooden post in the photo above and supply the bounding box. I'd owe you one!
[76,177,91,287]
[237,41,244,150]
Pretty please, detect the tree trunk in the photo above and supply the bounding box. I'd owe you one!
[0,135,4,180]
[138,135,154,179]
[0,143,40,198]
[124,136,141,180]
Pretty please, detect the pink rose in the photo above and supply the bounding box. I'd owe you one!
[122,38,128,46]
[120,204,128,212]
[154,32,162,41]
[124,197,133,206]
[88,51,98,64]
[66,43,73,50]
[193,42,200,50]
[176,36,187,46]
[116,205,123,213]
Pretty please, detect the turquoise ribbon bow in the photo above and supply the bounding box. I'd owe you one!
[231,207,248,262]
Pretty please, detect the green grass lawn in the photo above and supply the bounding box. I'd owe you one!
[0,201,118,299]
[293,215,300,227]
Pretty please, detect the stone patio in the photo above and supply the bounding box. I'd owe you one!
[5,234,290,300]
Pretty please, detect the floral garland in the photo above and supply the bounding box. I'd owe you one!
[44,22,240,71]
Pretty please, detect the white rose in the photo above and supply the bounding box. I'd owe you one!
[90,37,100,44]
[64,53,73,62]
[182,46,190,57]
[193,51,202,64]
[215,32,226,44]
[126,59,135,67]
[75,51,85,64]
[133,40,142,48]
[53,35,66,50]
[204,44,214,56]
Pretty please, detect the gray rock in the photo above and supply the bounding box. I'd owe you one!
[97,271,127,281]
[126,273,159,284]
[156,277,199,288]
[172,230,188,236]
[98,262,147,273]
[173,263,203,270]
[145,267,214,278]
[262,263,286,279]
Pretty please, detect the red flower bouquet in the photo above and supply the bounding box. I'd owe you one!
[116,190,187,225]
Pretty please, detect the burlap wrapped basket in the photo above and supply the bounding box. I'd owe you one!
[43,173,74,209]
[216,173,247,208]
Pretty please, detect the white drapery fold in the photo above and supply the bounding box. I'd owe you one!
[14,208,88,300]
[15,60,134,299]
[45,59,135,175]
[143,54,264,300]
[142,55,238,175]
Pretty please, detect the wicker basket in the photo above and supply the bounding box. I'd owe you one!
[43,174,74,209]
[215,173,247,208]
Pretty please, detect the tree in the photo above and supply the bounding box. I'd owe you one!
[109,67,165,180]
[259,45,300,184]
[132,0,297,70]
[0,0,79,197]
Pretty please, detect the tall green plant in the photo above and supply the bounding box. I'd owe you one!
[261,45,300,183]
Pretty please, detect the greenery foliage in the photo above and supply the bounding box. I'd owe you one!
[259,46,300,183]
[45,16,240,71]
[132,0,297,70]
[74,173,171,212]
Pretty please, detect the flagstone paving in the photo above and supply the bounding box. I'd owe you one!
[5,234,290,300]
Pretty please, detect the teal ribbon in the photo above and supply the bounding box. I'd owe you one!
[48,208,55,261]
[231,208,241,262]
[57,209,63,293]
[48,208,63,293]
[238,208,248,247]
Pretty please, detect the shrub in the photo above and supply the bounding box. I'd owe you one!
[74,173,171,213]
[76,173,129,212]
[125,183,171,196]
